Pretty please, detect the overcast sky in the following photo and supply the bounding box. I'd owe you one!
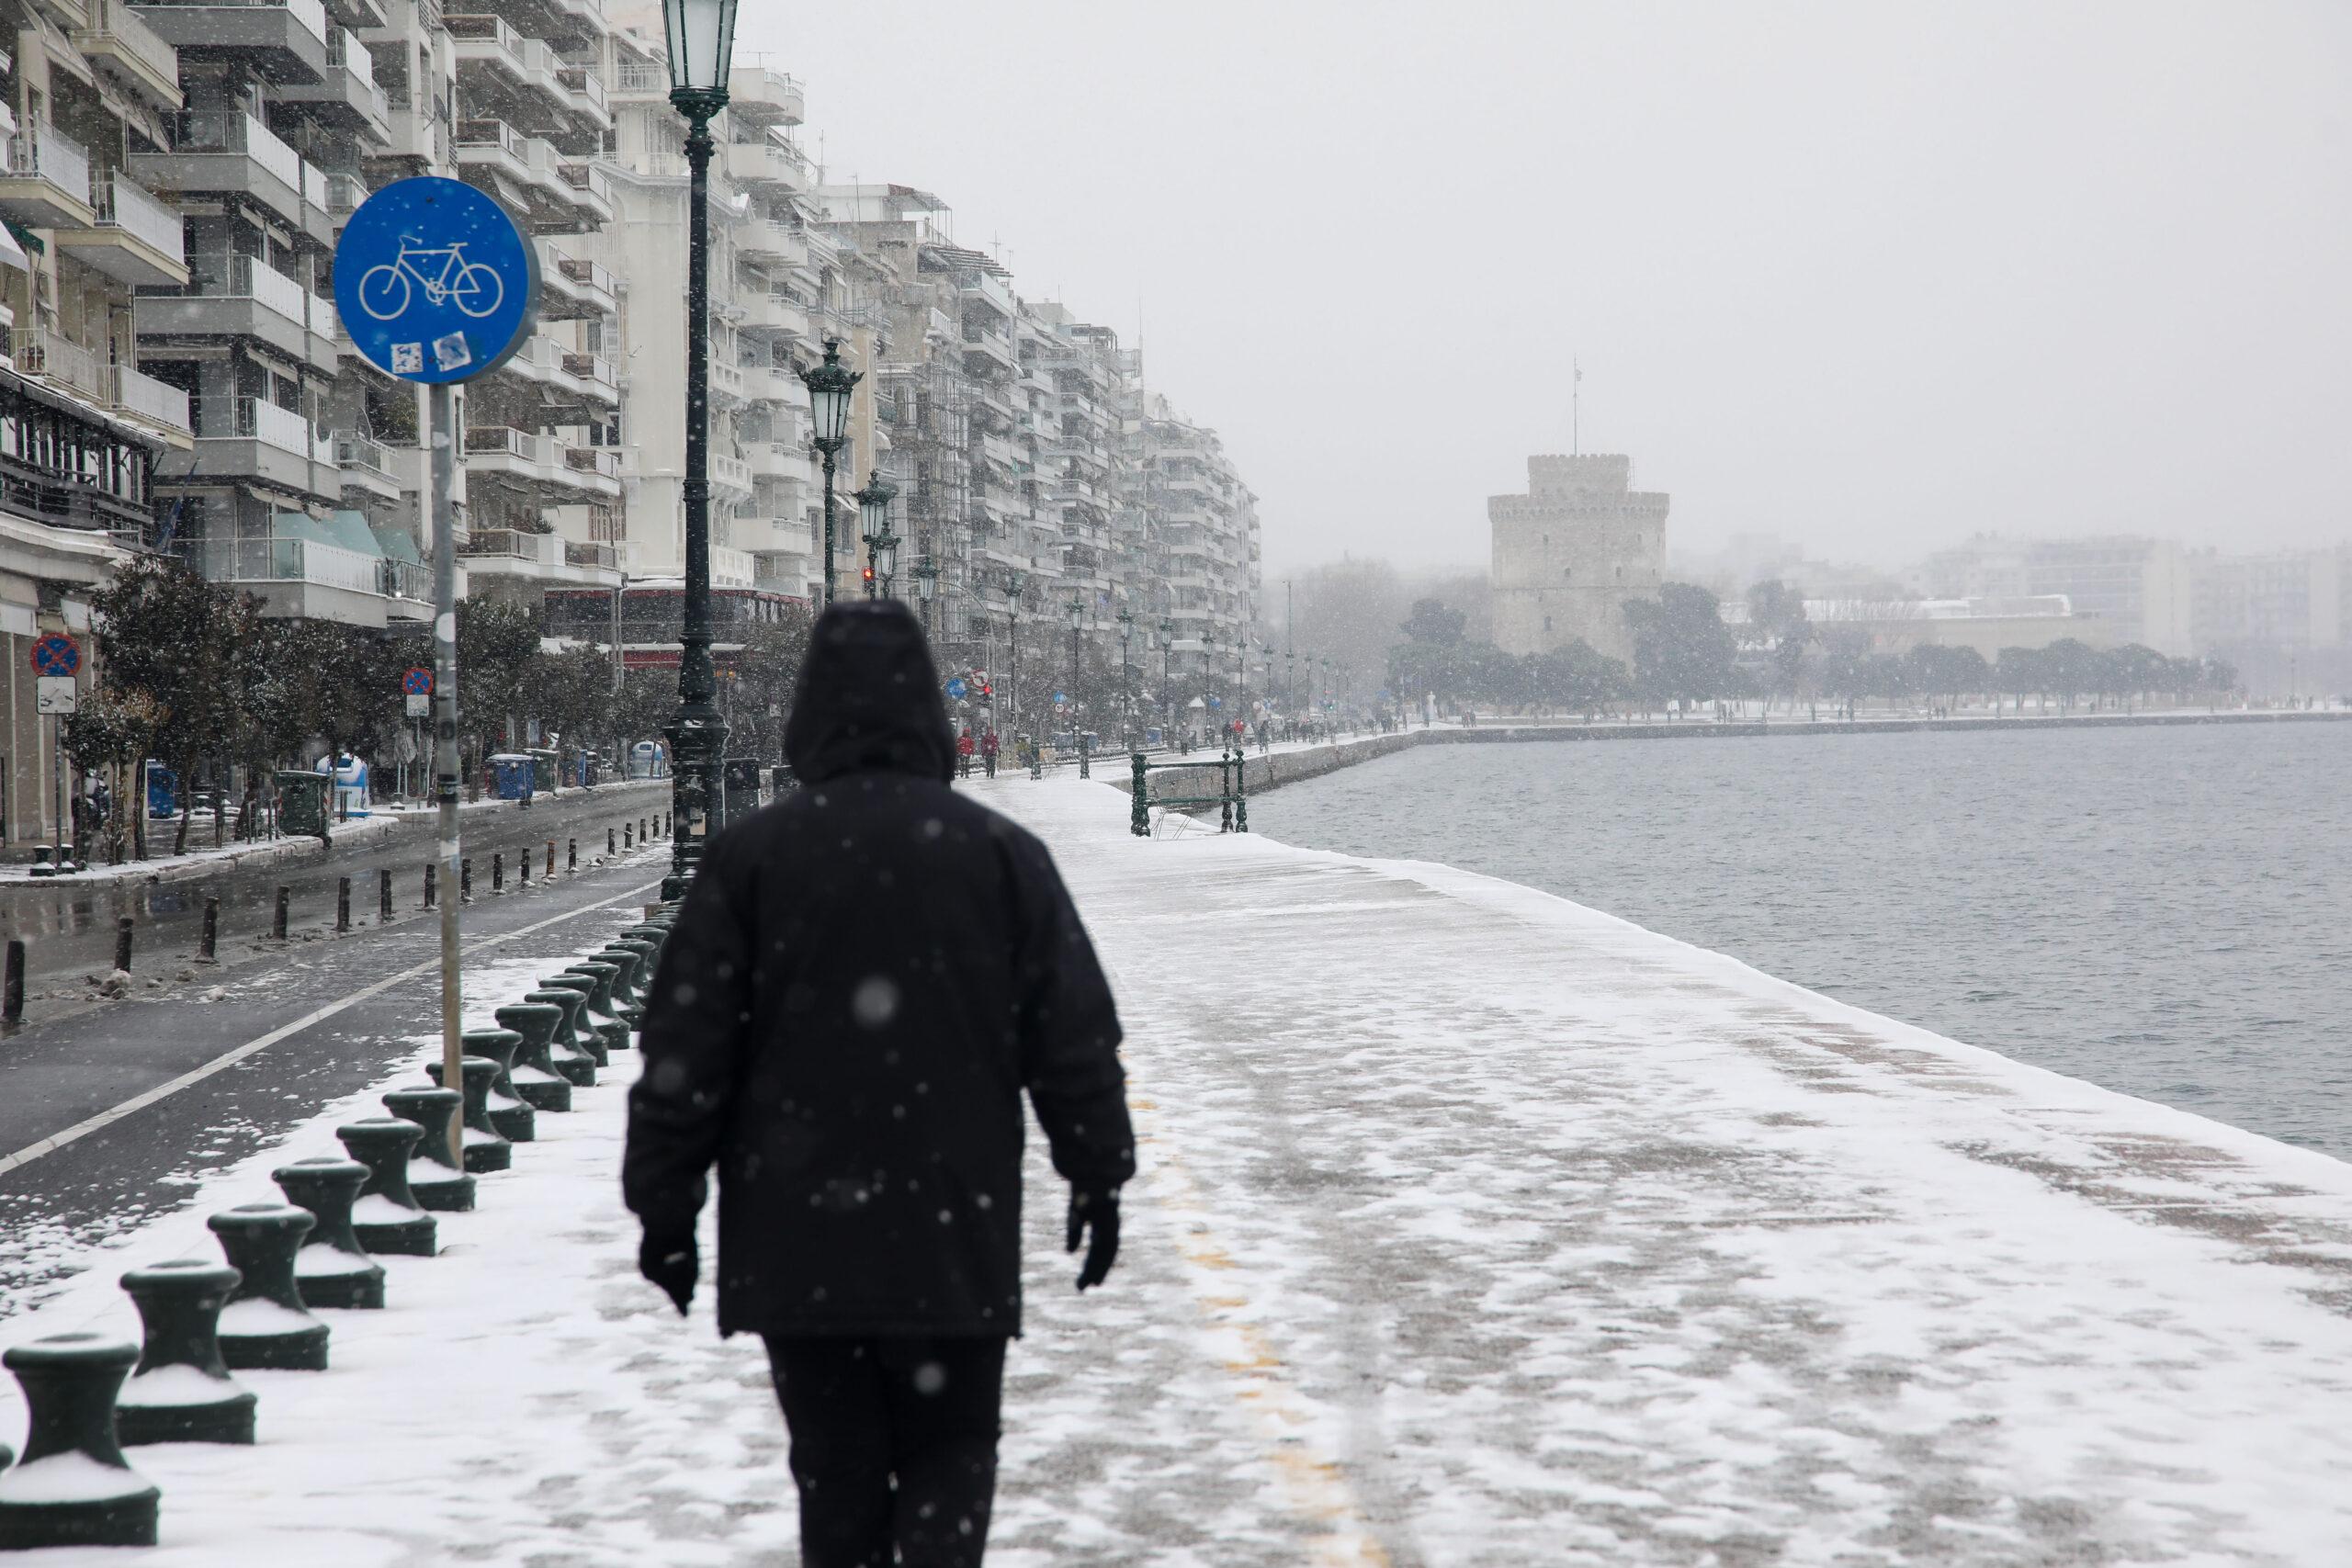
[739,2,2352,579]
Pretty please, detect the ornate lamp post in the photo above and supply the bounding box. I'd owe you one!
[913,555,936,631]
[1066,597,1084,734]
[1202,627,1217,748]
[1158,617,1174,749]
[1115,608,1135,751]
[658,0,739,899]
[798,337,859,605]
[1004,569,1026,725]
[853,469,898,601]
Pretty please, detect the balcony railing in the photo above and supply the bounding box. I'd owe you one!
[182,536,383,594]
[221,395,313,457]
[333,429,389,472]
[138,0,329,46]
[562,350,615,389]
[466,424,542,462]
[112,365,191,432]
[556,159,611,208]
[460,527,560,564]
[15,329,108,400]
[564,446,619,479]
[556,65,606,116]
[74,1,181,94]
[94,173,186,260]
[6,122,94,205]
[443,13,521,53]
[613,61,666,95]
[564,539,616,570]
[456,118,526,160]
[554,252,615,297]
[323,170,366,215]
[169,110,302,193]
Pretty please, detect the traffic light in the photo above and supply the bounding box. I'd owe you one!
[861,564,876,587]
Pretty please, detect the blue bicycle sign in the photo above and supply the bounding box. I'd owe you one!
[356,237,506,321]
[334,176,536,385]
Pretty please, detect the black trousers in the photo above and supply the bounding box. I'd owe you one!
[763,1334,1007,1568]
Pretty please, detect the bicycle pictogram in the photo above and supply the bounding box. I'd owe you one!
[355,236,505,321]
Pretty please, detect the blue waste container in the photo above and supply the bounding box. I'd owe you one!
[489,753,536,800]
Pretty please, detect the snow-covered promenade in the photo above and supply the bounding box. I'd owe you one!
[5,773,2351,1562]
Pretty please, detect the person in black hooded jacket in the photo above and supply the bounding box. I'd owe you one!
[624,600,1135,1568]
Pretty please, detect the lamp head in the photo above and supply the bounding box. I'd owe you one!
[798,337,861,450]
[662,0,738,109]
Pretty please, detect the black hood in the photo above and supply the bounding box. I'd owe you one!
[783,601,955,785]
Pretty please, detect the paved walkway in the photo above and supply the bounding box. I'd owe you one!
[2,773,2347,1563]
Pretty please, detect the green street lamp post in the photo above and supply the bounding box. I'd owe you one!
[1158,617,1174,749]
[798,337,859,606]
[658,0,739,898]
[913,555,936,633]
[1201,627,1217,750]
[853,469,898,601]
[1116,608,1135,751]
[1066,597,1086,776]
[1004,570,1027,725]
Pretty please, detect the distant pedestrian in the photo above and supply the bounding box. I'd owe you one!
[627,602,1135,1568]
[980,728,1000,778]
[956,728,976,778]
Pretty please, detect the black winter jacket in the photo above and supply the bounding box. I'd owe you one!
[623,601,1135,1337]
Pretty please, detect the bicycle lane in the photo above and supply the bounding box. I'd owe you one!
[0,848,669,1317]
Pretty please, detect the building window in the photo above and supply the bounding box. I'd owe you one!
[1544,615,1553,632]
[1562,568,1572,581]
[1616,567,1624,581]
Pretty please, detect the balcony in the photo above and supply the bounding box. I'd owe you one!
[132,111,314,234]
[130,0,331,84]
[0,122,96,229]
[332,428,399,499]
[738,290,808,340]
[458,526,621,585]
[726,66,804,129]
[489,336,618,413]
[723,132,808,194]
[72,0,183,114]
[736,217,806,267]
[553,158,613,226]
[278,26,391,137]
[13,329,112,405]
[112,364,193,441]
[711,452,752,499]
[537,243,616,320]
[612,60,666,99]
[463,424,621,500]
[177,535,421,627]
[166,396,339,502]
[555,66,609,130]
[134,253,315,361]
[56,175,188,287]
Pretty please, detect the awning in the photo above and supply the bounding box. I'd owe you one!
[0,223,29,274]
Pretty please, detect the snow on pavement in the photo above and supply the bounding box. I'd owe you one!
[2,772,2349,1563]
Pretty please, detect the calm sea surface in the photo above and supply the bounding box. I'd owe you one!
[1250,723,2352,1159]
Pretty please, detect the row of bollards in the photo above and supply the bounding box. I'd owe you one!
[0,816,673,1030]
[0,901,681,1550]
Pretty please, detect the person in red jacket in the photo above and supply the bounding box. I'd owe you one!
[955,727,976,778]
[979,727,1001,778]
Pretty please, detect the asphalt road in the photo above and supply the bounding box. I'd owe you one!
[0,781,673,1004]
[0,840,670,1314]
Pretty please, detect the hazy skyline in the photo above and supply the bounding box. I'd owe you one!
[739,2,2352,579]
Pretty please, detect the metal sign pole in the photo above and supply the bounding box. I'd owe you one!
[430,380,463,1168]
[335,173,537,1169]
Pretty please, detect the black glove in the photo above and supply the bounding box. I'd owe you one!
[639,1226,696,1316]
[1065,1185,1120,1292]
